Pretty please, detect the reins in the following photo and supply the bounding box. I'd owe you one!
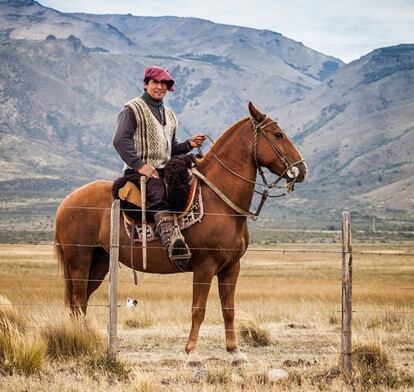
[193,115,305,220]
[192,167,258,220]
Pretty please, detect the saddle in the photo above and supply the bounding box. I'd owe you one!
[121,177,199,224]
[112,155,203,273]
[120,176,203,273]
[112,154,195,221]
[112,154,202,234]
[118,181,142,208]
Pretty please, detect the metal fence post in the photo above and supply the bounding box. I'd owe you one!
[108,199,120,362]
[341,211,353,380]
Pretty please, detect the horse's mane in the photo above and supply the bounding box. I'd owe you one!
[197,117,251,167]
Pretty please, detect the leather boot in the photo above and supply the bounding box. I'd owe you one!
[154,211,191,264]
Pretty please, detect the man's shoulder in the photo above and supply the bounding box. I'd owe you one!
[125,96,144,108]
[118,106,130,116]
[118,105,135,117]
[117,105,137,128]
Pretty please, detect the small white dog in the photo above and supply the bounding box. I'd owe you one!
[126,297,138,309]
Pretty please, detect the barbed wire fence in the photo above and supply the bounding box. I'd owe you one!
[0,201,413,382]
[2,195,414,245]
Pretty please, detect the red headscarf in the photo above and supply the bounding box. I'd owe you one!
[143,66,175,92]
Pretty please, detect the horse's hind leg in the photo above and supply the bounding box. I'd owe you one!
[217,260,246,364]
[64,247,93,315]
[86,247,109,301]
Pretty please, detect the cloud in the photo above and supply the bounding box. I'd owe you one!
[40,0,414,62]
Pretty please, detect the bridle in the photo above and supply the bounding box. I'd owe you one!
[192,115,306,220]
[252,116,305,189]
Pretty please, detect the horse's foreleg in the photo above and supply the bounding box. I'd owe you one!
[185,263,215,362]
[218,260,246,363]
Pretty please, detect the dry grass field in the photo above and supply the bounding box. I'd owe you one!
[0,242,413,391]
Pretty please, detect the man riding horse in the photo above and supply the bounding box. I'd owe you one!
[113,66,205,263]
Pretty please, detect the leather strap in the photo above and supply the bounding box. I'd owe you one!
[192,168,258,221]
[130,219,138,285]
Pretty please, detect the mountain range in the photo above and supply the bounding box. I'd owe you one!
[277,44,414,217]
[0,0,413,237]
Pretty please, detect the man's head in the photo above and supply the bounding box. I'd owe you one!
[143,66,174,101]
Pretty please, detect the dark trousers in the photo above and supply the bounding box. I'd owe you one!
[123,168,170,213]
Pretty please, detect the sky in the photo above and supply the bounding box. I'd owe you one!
[40,0,414,63]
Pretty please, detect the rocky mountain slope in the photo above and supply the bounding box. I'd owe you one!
[0,0,412,227]
[0,0,342,192]
[277,45,414,216]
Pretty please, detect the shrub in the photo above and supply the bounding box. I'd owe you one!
[206,367,233,384]
[238,320,272,347]
[0,321,46,375]
[87,354,131,381]
[0,295,26,332]
[124,313,153,329]
[352,336,414,390]
[133,372,157,392]
[41,313,104,358]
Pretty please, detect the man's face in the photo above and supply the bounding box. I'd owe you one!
[144,79,168,101]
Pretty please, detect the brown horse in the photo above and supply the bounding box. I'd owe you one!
[55,102,307,363]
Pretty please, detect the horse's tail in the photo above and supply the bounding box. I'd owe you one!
[55,233,73,307]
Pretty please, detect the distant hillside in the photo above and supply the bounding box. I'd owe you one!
[277,45,414,217]
[0,0,413,238]
[70,12,340,81]
[0,0,342,195]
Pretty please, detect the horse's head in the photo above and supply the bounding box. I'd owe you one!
[248,101,307,185]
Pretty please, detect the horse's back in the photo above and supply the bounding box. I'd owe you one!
[57,180,113,209]
[55,180,113,248]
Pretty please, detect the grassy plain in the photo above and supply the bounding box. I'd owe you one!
[0,243,413,391]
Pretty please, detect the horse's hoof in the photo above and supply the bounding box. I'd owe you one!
[230,350,248,366]
[185,351,202,368]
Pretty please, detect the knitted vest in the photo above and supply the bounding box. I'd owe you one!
[125,97,178,170]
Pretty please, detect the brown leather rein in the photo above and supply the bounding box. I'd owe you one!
[192,116,306,220]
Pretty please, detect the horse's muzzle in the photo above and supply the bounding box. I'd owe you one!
[292,161,307,183]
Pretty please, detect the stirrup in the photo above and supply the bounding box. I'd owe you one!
[169,215,191,261]
[154,211,192,264]
[169,236,192,261]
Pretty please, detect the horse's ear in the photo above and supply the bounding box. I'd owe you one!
[248,101,266,122]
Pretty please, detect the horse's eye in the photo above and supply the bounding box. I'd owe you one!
[275,132,283,139]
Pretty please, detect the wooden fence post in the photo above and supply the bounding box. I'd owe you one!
[108,199,120,362]
[341,211,353,380]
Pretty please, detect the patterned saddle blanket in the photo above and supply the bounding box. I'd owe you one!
[123,179,204,243]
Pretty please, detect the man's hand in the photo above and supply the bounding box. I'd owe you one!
[189,134,206,148]
[137,163,159,178]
